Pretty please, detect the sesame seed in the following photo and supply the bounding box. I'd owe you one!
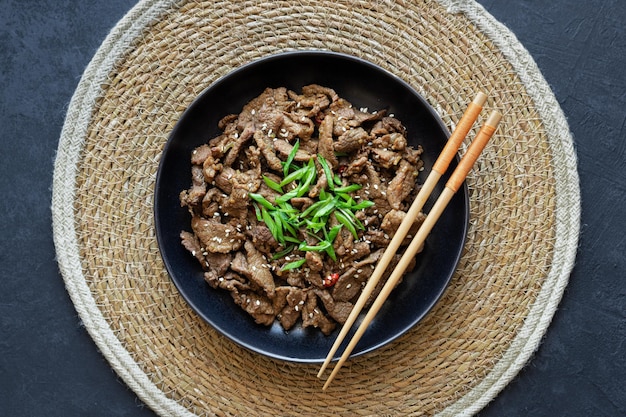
[346,284,352,289]
[294,306,299,311]
[251,109,256,115]
[256,300,261,306]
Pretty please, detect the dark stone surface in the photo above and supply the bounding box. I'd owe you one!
[0,0,623,415]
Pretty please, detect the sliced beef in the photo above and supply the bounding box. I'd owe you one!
[179,84,426,333]
[253,130,283,171]
[313,288,353,324]
[278,288,307,330]
[317,114,338,168]
[273,139,313,161]
[334,127,370,153]
[301,290,336,335]
[191,144,211,165]
[381,209,426,242]
[370,147,402,169]
[222,124,255,167]
[245,224,279,255]
[191,216,245,253]
[231,290,275,326]
[180,231,206,266]
[243,240,275,297]
[179,165,207,208]
[387,159,418,209]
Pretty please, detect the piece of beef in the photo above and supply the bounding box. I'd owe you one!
[387,159,418,209]
[370,148,402,169]
[179,165,207,208]
[278,288,307,330]
[201,187,224,218]
[305,251,324,272]
[213,166,235,194]
[341,154,369,177]
[301,290,336,335]
[253,130,283,171]
[370,116,406,136]
[313,288,353,324]
[380,209,426,242]
[362,163,393,214]
[231,289,275,326]
[243,240,275,297]
[222,123,255,167]
[245,224,279,255]
[191,144,211,165]
[372,132,407,151]
[180,231,206,266]
[317,114,338,168]
[273,139,313,162]
[204,271,249,292]
[401,144,425,166]
[191,216,245,253]
[280,111,315,141]
[334,127,370,154]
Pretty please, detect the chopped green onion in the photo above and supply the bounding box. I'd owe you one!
[253,202,262,221]
[272,245,295,260]
[281,258,307,271]
[252,151,374,260]
[333,184,362,194]
[261,207,277,238]
[298,240,331,252]
[263,175,283,193]
[317,155,335,191]
[335,210,358,239]
[327,224,342,243]
[249,193,274,210]
[280,165,309,187]
[350,200,375,210]
[275,188,300,204]
[283,140,300,177]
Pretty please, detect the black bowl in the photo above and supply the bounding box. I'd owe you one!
[154,51,468,363]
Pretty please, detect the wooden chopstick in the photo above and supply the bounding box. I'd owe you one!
[321,110,502,390]
[317,92,488,379]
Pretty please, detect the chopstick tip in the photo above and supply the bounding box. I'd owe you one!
[474,91,488,106]
[486,110,502,127]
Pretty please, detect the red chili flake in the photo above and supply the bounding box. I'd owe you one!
[314,112,325,125]
[323,273,340,288]
[338,165,347,174]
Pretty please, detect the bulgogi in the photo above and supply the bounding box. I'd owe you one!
[180,85,425,335]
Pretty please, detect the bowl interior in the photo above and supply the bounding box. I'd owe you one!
[154,51,468,363]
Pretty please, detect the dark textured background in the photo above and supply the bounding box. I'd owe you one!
[1,0,624,415]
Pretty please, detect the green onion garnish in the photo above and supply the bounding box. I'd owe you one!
[249,152,372,261]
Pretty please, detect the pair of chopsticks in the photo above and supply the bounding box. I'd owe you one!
[318,92,501,390]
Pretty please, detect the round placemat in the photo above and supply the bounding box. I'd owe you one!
[52,1,580,416]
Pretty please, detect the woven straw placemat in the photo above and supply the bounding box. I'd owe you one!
[52,1,580,416]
